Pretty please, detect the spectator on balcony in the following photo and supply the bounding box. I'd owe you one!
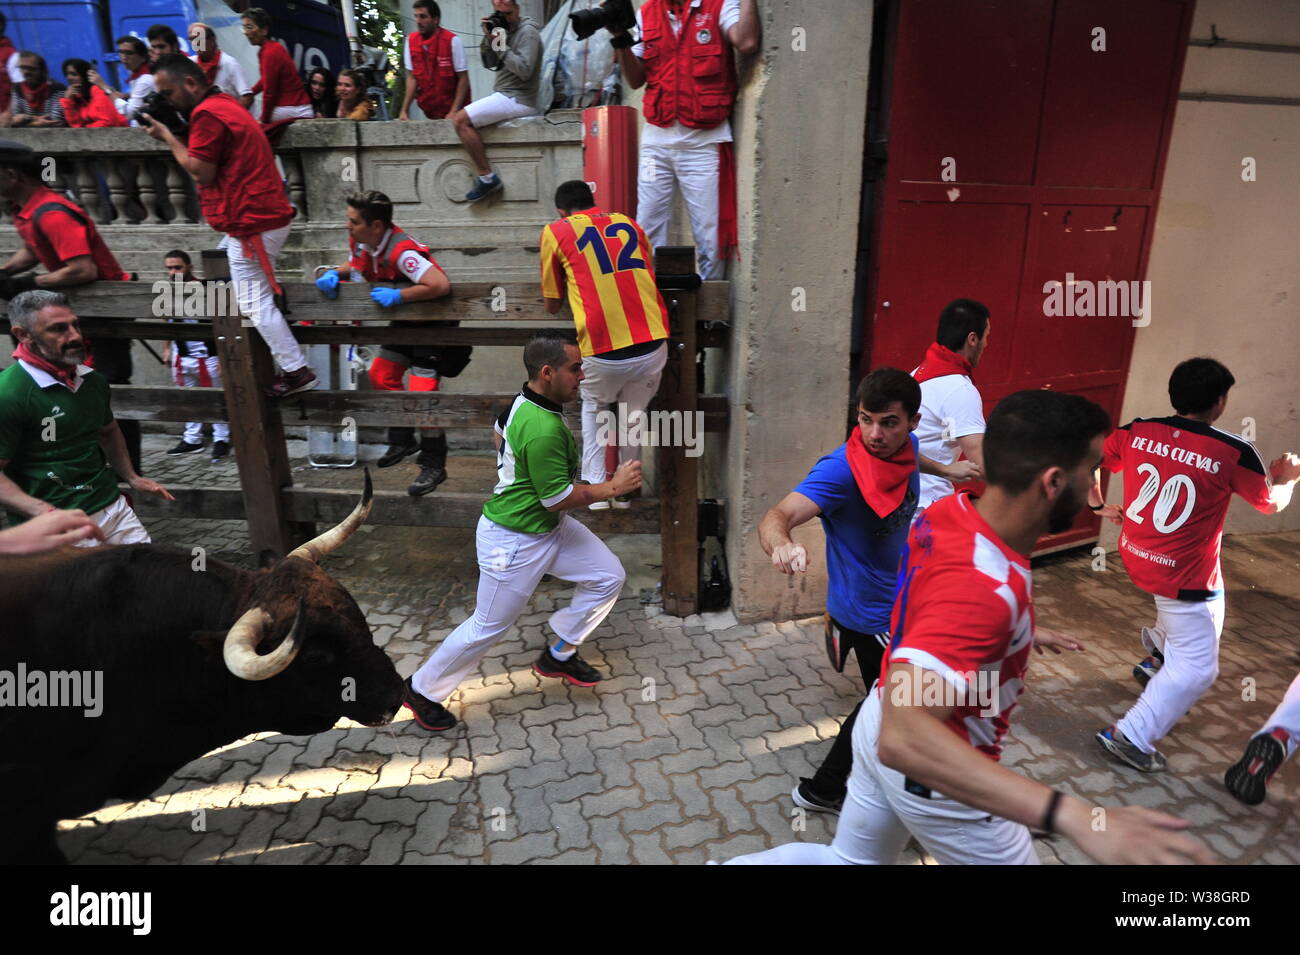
[0,53,66,128]
[60,59,127,129]
[335,69,375,121]
[306,67,336,118]
[241,8,313,123]
[91,36,154,125]
[147,24,183,64]
[188,22,254,111]
[0,14,22,113]
[0,141,143,474]
[452,0,542,202]
[144,55,316,399]
[399,0,468,122]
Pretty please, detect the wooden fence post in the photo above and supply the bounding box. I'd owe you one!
[655,247,700,617]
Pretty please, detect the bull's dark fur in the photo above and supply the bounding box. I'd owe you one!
[0,543,403,864]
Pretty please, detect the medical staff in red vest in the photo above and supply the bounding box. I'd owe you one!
[400,0,469,121]
[143,54,315,399]
[611,0,760,280]
[316,191,470,497]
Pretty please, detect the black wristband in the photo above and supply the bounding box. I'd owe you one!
[1042,789,1063,834]
[610,31,635,49]
[1089,502,1104,512]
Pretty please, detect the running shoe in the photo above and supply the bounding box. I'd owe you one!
[792,779,843,815]
[1224,732,1286,806]
[533,647,603,686]
[1096,724,1167,773]
[402,677,457,732]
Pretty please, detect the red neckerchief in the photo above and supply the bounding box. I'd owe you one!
[844,427,916,517]
[913,341,973,383]
[14,340,81,388]
[19,80,49,111]
[128,63,150,82]
[197,51,222,84]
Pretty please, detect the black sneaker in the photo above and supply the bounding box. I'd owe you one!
[264,366,318,399]
[167,439,204,455]
[211,440,230,462]
[377,441,419,468]
[533,647,603,687]
[402,677,457,732]
[408,466,448,497]
[791,778,843,815]
[1224,732,1286,806]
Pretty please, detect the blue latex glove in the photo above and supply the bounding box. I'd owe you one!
[315,269,340,299]
[370,286,403,308]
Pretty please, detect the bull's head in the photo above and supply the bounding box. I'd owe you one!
[216,471,403,730]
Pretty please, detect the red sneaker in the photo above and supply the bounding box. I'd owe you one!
[264,366,318,399]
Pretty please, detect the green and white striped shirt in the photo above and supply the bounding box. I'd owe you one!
[482,386,579,534]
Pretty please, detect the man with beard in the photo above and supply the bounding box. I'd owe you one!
[1093,357,1300,773]
[0,291,172,546]
[727,390,1213,865]
[761,368,978,815]
[0,51,65,128]
[143,54,315,398]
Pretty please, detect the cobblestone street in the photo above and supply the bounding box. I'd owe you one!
[53,437,1300,864]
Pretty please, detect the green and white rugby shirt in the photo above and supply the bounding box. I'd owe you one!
[482,385,580,534]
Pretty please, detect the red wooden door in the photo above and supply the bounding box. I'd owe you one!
[862,0,1195,550]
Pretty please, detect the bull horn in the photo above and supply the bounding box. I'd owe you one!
[223,599,305,681]
[287,468,373,563]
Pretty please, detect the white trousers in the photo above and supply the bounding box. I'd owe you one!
[1117,594,1226,753]
[270,104,315,122]
[74,495,151,547]
[1260,672,1300,762]
[411,513,626,702]
[579,342,668,484]
[724,691,1039,865]
[173,354,230,444]
[222,223,307,374]
[637,142,722,280]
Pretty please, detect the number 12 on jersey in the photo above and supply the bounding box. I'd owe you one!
[575,223,647,275]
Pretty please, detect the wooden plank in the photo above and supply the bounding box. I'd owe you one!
[17,279,730,325]
[110,386,731,431]
[655,249,701,616]
[211,313,306,562]
[127,484,661,534]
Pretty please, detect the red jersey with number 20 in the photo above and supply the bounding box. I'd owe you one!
[1103,417,1272,601]
[878,491,1035,761]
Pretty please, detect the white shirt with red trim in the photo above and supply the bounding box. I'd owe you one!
[879,491,1035,761]
[1103,416,1273,600]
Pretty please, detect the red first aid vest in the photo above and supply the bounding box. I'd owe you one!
[189,92,293,237]
[408,29,459,119]
[349,226,438,282]
[13,187,129,281]
[0,37,14,112]
[639,0,737,129]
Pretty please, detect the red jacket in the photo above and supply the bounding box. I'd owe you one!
[252,40,309,123]
[0,37,14,112]
[187,92,293,236]
[639,0,737,129]
[13,187,129,280]
[407,29,459,119]
[61,86,128,128]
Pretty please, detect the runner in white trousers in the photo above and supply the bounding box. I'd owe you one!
[1225,671,1300,805]
[402,332,642,732]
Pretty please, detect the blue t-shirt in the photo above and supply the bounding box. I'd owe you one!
[793,434,920,634]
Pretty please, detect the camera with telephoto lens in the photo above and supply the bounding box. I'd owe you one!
[570,0,636,40]
[484,9,510,32]
[135,90,188,139]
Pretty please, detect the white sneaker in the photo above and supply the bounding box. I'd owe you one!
[588,500,611,511]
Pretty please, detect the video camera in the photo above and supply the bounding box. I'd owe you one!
[484,9,510,32]
[570,0,637,41]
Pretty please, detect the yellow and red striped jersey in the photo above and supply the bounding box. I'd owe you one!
[539,206,670,357]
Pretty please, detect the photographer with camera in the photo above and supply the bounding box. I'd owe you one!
[451,0,542,202]
[608,0,760,280]
[142,54,315,399]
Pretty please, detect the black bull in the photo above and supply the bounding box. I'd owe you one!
[0,474,403,864]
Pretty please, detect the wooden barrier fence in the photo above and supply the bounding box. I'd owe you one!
[2,254,729,615]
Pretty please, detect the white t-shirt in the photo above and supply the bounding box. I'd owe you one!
[912,371,986,509]
[191,52,253,98]
[633,0,740,148]
[402,32,468,73]
[114,72,156,125]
